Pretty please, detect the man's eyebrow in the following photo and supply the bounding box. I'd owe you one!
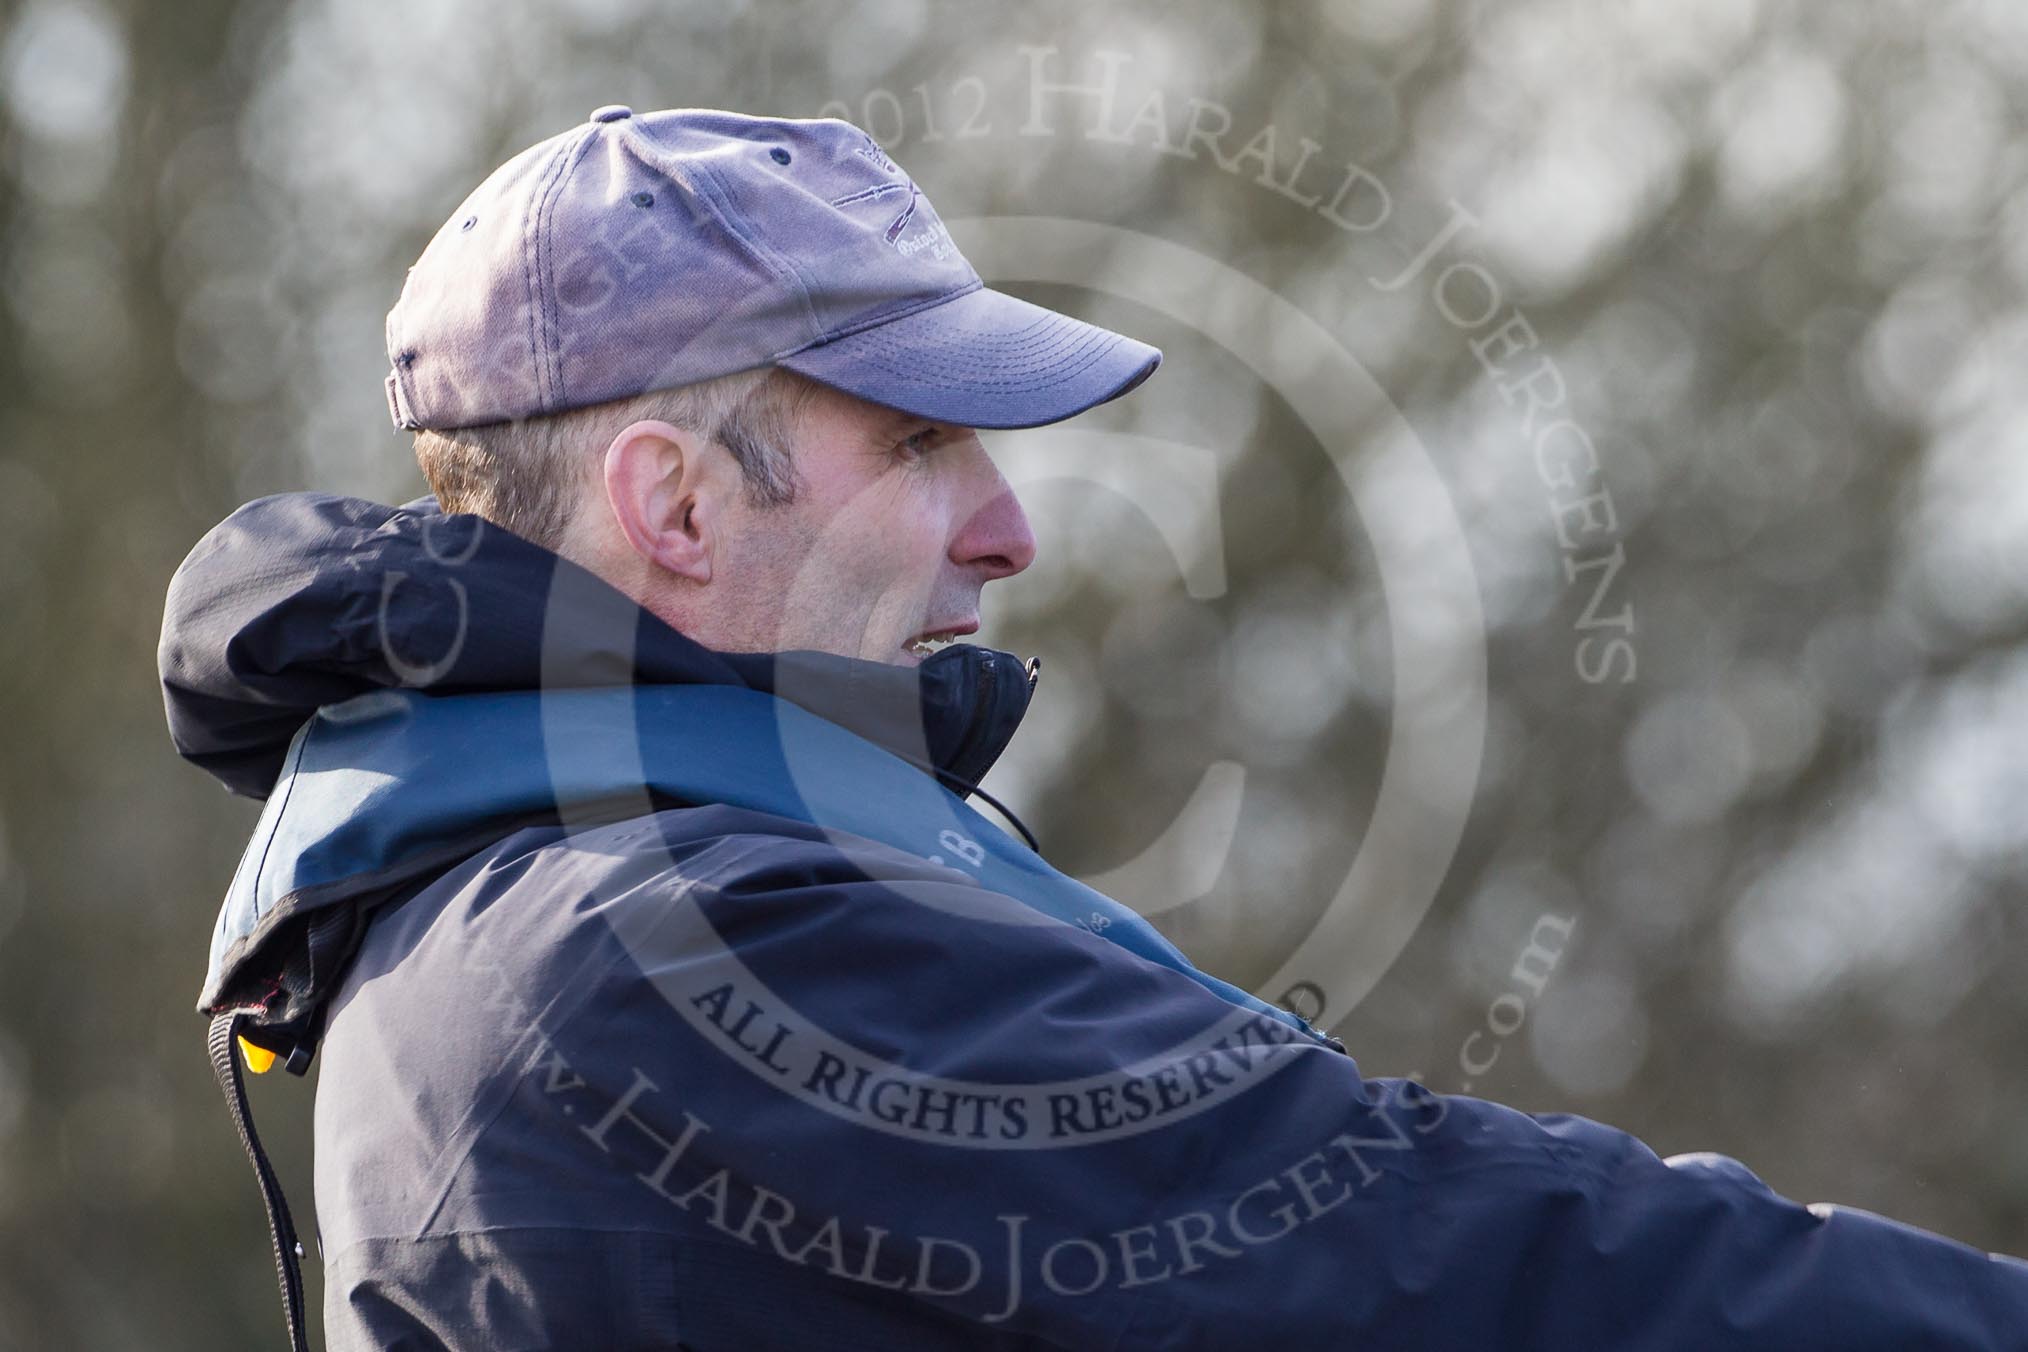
[870,410,953,447]
[880,408,934,434]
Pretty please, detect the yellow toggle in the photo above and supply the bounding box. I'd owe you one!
[238,1036,278,1074]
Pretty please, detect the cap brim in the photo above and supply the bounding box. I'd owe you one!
[778,285,1161,430]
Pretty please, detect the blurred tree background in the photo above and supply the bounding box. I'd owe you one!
[3,0,2026,1344]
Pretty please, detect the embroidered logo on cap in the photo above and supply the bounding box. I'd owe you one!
[831,142,952,261]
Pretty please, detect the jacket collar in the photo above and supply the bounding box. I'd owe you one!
[205,682,1320,1047]
[159,492,1035,800]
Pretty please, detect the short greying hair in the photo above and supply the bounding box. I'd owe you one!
[412,366,819,552]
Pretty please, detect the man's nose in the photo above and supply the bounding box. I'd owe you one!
[951,458,1037,581]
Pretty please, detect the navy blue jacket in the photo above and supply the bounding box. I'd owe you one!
[160,492,2028,1349]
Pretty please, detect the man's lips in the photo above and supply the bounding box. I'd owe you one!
[904,619,980,658]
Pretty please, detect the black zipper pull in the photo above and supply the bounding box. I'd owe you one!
[1024,655,1042,694]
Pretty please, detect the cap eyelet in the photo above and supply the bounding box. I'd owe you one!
[460,215,477,231]
[770,147,792,165]
[631,191,654,208]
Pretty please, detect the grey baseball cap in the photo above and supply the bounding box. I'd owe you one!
[384,106,1161,432]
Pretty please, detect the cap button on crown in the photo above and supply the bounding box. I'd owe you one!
[590,105,633,124]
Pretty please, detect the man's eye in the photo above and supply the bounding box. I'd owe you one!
[895,427,939,462]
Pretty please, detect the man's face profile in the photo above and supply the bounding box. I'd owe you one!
[594,378,1038,666]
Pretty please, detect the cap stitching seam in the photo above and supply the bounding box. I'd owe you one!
[520,138,574,415]
[842,331,1121,392]
[852,310,1070,352]
[533,126,603,414]
[850,320,1099,369]
[774,278,987,359]
[683,151,823,342]
[624,120,820,340]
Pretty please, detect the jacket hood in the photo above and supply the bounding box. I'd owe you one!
[158,491,1036,801]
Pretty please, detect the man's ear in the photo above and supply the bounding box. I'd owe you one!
[603,419,715,584]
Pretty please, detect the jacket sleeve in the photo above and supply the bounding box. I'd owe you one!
[549,827,2028,1351]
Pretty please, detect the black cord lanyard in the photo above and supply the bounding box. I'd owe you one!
[208,1011,310,1352]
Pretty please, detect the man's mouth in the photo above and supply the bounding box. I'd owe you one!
[905,621,978,659]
